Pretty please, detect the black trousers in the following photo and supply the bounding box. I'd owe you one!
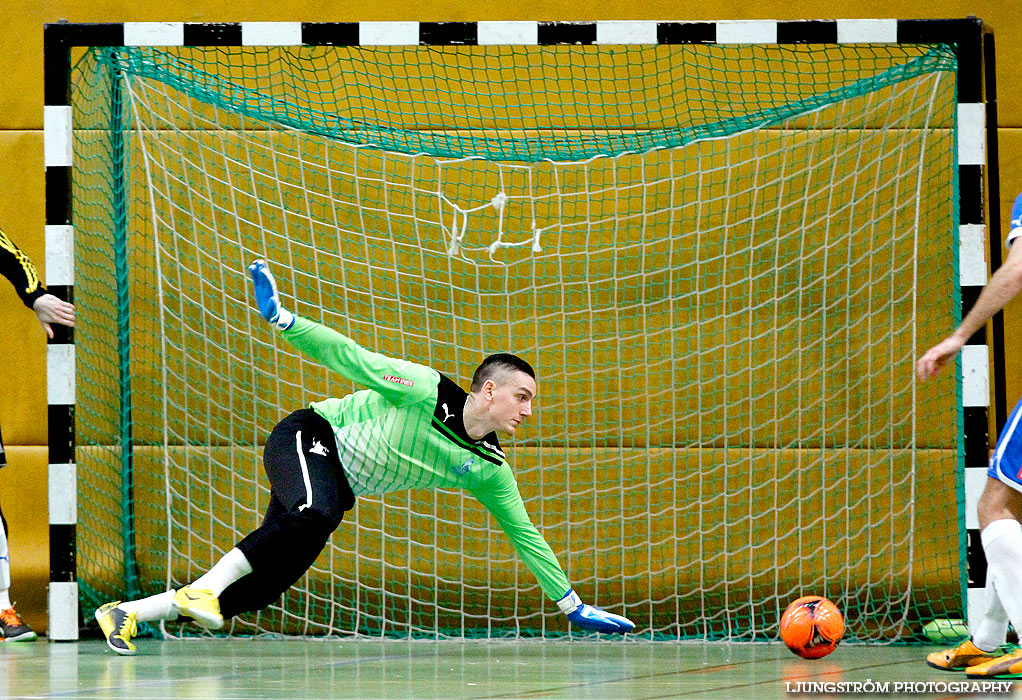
[220,408,355,619]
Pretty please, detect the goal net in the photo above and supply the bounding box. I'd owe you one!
[71,38,961,641]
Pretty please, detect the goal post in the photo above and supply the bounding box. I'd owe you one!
[45,19,999,642]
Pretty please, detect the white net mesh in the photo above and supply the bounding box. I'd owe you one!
[72,42,962,641]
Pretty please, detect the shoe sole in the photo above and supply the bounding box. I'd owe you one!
[966,669,1022,679]
[3,631,37,642]
[925,657,991,672]
[103,641,136,656]
[94,607,136,656]
[177,603,223,630]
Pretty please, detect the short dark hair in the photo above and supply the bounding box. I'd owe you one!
[470,353,536,393]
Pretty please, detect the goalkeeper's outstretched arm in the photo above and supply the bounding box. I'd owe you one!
[473,472,635,635]
[247,259,434,405]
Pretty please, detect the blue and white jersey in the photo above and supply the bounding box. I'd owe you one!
[1006,192,1022,247]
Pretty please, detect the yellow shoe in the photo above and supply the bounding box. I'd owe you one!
[95,602,137,656]
[173,586,223,629]
[926,639,1000,671]
[966,648,1022,679]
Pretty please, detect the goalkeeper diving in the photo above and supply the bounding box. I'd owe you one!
[95,260,634,654]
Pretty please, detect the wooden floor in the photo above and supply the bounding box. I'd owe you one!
[2,638,1010,699]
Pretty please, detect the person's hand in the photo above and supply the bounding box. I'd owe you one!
[32,293,75,339]
[557,589,634,634]
[916,335,965,381]
[248,260,294,330]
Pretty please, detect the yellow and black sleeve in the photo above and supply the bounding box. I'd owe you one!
[0,226,46,309]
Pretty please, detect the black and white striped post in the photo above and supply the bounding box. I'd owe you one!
[955,23,1002,632]
[42,17,999,639]
[43,23,77,641]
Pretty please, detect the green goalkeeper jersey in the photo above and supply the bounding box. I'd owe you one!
[281,316,571,602]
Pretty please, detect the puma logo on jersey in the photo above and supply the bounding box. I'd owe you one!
[308,439,329,456]
[441,403,454,422]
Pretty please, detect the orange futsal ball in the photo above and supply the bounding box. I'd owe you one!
[779,596,845,659]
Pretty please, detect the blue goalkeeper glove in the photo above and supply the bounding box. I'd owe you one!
[557,589,635,634]
[248,259,295,330]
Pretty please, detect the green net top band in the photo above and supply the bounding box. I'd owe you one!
[95,44,956,162]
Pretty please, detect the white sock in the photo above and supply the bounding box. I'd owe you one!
[973,579,1009,652]
[119,590,179,623]
[189,548,253,596]
[0,514,11,596]
[0,589,11,610]
[975,518,1022,651]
